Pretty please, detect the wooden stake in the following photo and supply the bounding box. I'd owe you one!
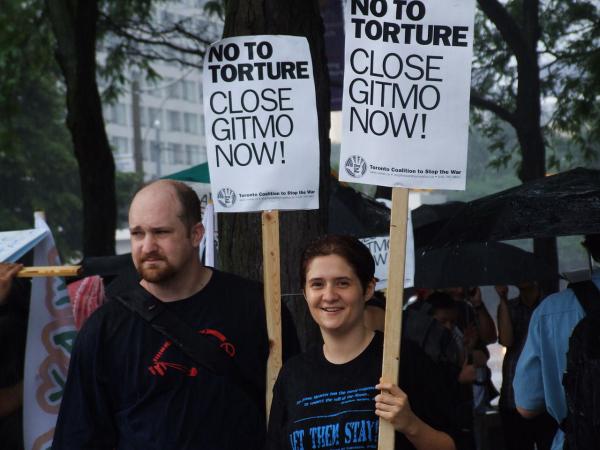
[378,187,410,449]
[17,266,82,278]
[261,210,283,421]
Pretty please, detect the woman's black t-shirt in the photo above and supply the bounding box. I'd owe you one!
[267,331,458,450]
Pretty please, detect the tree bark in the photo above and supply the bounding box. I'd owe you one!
[221,0,330,348]
[46,0,117,256]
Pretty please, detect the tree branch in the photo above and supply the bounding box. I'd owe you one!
[470,90,517,127]
[477,0,528,61]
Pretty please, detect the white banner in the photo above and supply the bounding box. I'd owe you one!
[340,0,475,189]
[360,210,414,290]
[203,35,320,212]
[200,201,216,267]
[0,228,48,262]
[23,216,77,450]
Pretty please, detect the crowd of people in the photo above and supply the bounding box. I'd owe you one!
[0,179,598,449]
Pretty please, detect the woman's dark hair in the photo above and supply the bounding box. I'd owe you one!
[300,235,375,292]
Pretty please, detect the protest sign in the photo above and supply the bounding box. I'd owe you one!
[203,35,320,212]
[360,210,414,290]
[23,214,77,450]
[0,228,48,262]
[340,0,476,189]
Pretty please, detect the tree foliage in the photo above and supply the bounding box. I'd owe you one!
[0,0,82,259]
[472,0,600,175]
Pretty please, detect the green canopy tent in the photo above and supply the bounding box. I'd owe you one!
[162,162,211,184]
[161,162,212,221]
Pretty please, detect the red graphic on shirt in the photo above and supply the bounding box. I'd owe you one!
[148,328,235,377]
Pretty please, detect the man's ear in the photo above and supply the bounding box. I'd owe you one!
[191,222,205,247]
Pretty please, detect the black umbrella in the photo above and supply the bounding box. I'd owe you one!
[328,178,390,237]
[427,167,600,247]
[413,241,556,288]
[411,201,465,248]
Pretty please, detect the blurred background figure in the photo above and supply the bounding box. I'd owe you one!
[496,282,556,450]
[0,262,27,450]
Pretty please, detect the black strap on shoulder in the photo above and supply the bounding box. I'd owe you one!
[114,290,231,375]
[568,280,600,317]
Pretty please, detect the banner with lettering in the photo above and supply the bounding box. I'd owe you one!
[360,210,414,290]
[23,216,77,450]
[340,0,476,189]
[203,35,320,212]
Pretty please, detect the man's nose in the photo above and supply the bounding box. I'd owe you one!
[141,234,158,253]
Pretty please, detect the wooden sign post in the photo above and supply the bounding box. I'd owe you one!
[378,187,410,449]
[17,266,81,278]
[262,210,283,419]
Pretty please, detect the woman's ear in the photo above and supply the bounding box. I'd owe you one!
[364,278,376,302]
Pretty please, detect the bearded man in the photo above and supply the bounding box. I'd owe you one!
[53,180,272,449]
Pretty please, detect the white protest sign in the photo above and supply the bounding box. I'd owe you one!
[0,228,48,262]
[203,35,320,212]
[360,210,414,290]
[340,0,476,189]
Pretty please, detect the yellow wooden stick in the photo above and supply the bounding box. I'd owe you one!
[17,266,82,278]
[261,210,283,422]
[378,187,410,450]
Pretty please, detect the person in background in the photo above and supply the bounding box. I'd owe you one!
[496,282,556,450]
[514,234,600,450]
[267,235,457,450]
[441,287,497,450]
[0,262,26,450]
[444,286,497,346]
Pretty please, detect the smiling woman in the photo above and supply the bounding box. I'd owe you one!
[266,235,458,450]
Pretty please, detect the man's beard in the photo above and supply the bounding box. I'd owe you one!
[137,256,177,283]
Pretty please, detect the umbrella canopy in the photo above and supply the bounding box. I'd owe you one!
[329,179,390,237]
[413,241,556,288]
[162,162,210,184]
[428,167,600,247]
[411,201,465,248]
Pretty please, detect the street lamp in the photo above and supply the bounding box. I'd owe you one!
[153,119,162,178]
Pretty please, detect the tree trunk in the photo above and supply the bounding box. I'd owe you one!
[514,0,558,293]
[47,0,117,257]
[221,0,330,348]
[476,0,559,293]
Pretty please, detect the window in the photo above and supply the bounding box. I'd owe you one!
[104,103,127,126]
[145,78,163,98]
[185,145,199,165]
[184,112,198,134]
[167,78,183,99]
[110,136,129,155]
[182,80,196,102]
[141,140,149,161]
[167,110,182,132]
[169,143,184,164]
[139,107,148,128]
[198,114,205,136]
[149,141,161,162]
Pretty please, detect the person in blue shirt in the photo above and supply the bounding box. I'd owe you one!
[513,234,600,450]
